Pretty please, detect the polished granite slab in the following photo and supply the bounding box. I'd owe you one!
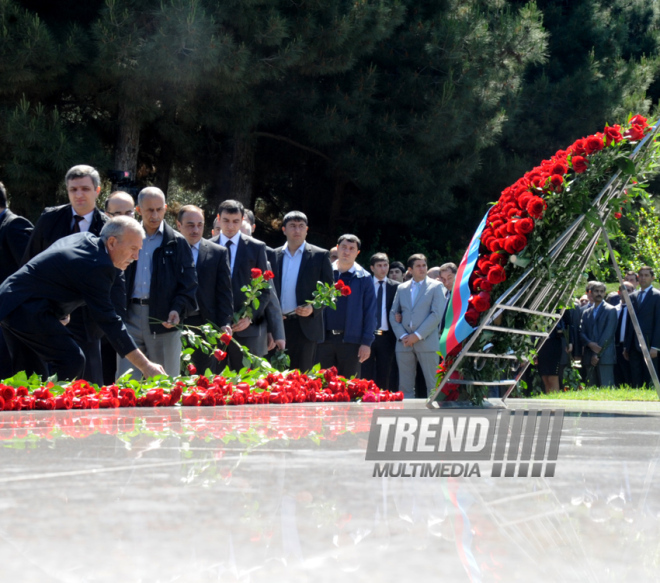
[1,398,660,582]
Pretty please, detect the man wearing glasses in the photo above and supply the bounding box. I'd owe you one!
[105,191,135,218]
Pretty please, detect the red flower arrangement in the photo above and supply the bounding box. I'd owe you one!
[466,115,652,318]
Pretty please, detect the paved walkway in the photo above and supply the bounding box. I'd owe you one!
[1,399,659,582]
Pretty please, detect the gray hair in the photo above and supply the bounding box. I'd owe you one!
[65,165,101,189]
[100,216,145,242]
[137,186,165,207]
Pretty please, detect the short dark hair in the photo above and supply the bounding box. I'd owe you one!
[370,253,389,266]
[625,270,638,279]
[244,209,255,226]
[389,261,405,272]
[407,253,427,269]
[282,211,308,227]
[337,234,361,250]
[439,262,457,274]
[586,280,599,292]
[0,181,6,208]
[177,204,204,223]
[639,266,655,277]
[218,199,244,216]
[65,165,101,189]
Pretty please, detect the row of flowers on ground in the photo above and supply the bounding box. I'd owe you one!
[0,366,403,412]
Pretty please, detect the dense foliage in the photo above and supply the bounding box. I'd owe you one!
[1,0,659,259]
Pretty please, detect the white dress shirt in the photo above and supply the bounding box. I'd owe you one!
[281,242,305,314]
[220,232,242,274]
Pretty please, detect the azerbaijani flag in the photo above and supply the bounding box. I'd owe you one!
[439,211,489,358]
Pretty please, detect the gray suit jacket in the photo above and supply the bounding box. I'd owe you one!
[580,301,617,365]
[389,277,446,353]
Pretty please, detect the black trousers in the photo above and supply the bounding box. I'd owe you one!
[0,328,12,380]
[317,333,361,378]
[1,307,85,381]
[283,317,317,373]
[362,332,396,390]
[614,343,631,386]
[629,348,659,388]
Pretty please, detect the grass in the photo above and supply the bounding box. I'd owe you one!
[530,386,660,401]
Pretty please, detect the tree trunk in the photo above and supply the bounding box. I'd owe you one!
[329,175,347,234]
[113,100,140,183]
[230,134,256,209]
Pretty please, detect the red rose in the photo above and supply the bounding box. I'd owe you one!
[263,270,275,281]
[488,238,503,252]
[181,393,199,406]
[526,196,547,219]
[518,192,533,210]
[251,268,262,279]
[503,234,527,255]
[464,307,479,327]
[214,349,227,361]
[487,264,507,285]
[630,114,648,127]
[470,291,491,313]
[604,125,622,145]
[570,138,587,156]
[585,135,604,154]
[614,212,622,219]
[480,280,493,292]
[340,286,352,297]
[334,280,345,290]
[549,174,563,190]
[549,161,568,176]
[489,252,507,266]
[572,156,588,174]
[624,124,645,141]
[220,332,233,346]
[187,363,197,375]
[514,217,534,235]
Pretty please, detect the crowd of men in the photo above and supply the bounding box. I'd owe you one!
[0,164,658,397]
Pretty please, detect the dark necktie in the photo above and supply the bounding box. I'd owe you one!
[225,239,233,271]
[377,280,384,329]
[72,215,84,233]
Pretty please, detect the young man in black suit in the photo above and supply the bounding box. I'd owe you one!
[0,217,166,381]
[21,165,109,384]
[0,181,34,378]
[177,205,233,373]
[274,211,334,372]
[362,253,399,389]
[624,266,660,387]
[213,199,271,370]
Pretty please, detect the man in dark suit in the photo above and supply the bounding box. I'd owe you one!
[362,253,399,389]
[213,199,271,371]
[116,187,198,379]
[177,205,233,373]
[624,266,660,387]
[0,181,34,378]
[21,165,109,384]
[274,211,333,372]
[614,281,635,386]
[318,234,377,378]
[0,218,166,380]
[580,282,617,387]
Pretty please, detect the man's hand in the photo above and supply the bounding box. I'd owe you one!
[232,317,251,333]
[395,312,402,323]
[162,310,180,329]
[59,314,70,327]
[401,334,420,347]
[221,325,232,336]
[623,348,629,361]
[295,304,314,318]
[267,332,276,351]
[652,348,658,359]
[566,343,573,354]
[358,344,371,363]
[275,339,286,351]
[587,341,602,354]
[590,355,599,367]
[141,361,167,378]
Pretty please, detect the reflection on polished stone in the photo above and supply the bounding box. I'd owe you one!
[1,399,660,581]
